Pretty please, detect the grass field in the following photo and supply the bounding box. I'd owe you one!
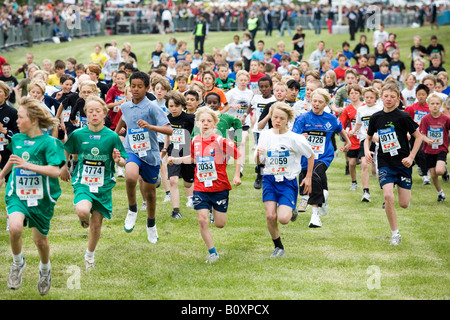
[0,25,449,301]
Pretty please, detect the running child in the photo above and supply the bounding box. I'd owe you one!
[419,93,450,202]
[115,71,172,243]
[349,87,383,202]
[167,107,242,263]
[256,102,314,257]
[404,84,430,185]
[364,83,423,245]
[293,88,351,228]
[339,84,364,191]
[0,97,65,295]
[162,91,196,219]
[62,95,127,269]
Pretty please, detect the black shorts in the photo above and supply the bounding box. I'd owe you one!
[357,139,376,160]
[242,125,250,131]
[426,151,447,169]
[347,148,359,159]
[167,163,195,183]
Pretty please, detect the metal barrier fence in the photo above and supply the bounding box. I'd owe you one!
[0,10,427,50]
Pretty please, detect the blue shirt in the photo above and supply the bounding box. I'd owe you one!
[121,97,170,166]
[251,50,264,62]
[343,50,356,63]
[374,71,390,81]
[292,110,343,169]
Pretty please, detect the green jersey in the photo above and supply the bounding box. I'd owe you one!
[5,133,66,235]
[192,113,242,144]
[64,126,128,194]
[215,77,235,92]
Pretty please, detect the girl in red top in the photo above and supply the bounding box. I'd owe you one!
[404,84,430,184]
[105,70,127,130]
[168,107,242,263]
[339,84,364,191]
[419,93,450,202]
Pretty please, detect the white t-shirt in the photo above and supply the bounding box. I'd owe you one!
[412,70,428,87]
[225,87,254,127]
[251,94,276,133]
[256,129,313,180]
[373,30,389,48]
[224,42,243,62]
[401,87,416,107]
[355,104,383,141]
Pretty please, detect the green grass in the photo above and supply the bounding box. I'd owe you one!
[0,26,449,300]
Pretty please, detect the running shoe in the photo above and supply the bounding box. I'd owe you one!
[209,210,214,224]
[270,247,285,258]
[186,197,194,207]
[298,197,309,212]
[141,201,147,211]
[442,169,449,183]
[291,209,298,222]
[422,175,431,185]
[7,258,26,290]
[116,165,125,178]
[85,257,96,270]
[171,211,182,219]
[349,182,357,191]
[37,270,51,296]
[147,226,159,243]
[205,252,219,263]
[308,213,322,228]
[361,191,371,202]
[437,194,446,202]
[124,210,138,233]
[390,233,402,246]
[254,177,262,189]
[163,193,171,202]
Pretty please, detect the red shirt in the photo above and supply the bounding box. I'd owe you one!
[404,102,429,126]
[191,133,241,192]
[419,113,450,155]
[0,56,6,76]
[333,66,348,82]
[339,103,362,150]
[250,72,266,84]
[105,85,125,130]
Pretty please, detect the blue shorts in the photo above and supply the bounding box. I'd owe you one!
[262,175,298,210]
[126,152,160,184]
[378,166,413,190]
[193,190,229,212]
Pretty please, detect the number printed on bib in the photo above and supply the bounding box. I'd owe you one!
[378,127,400,156]
[0,133,8,151]
[170,128,185,149]
[427,127,443,149]
[16,169,43,206]
[307,131,326,159]
[128,128,151,157]
[267,150,290,176]
[196,156,217,186]
[81,159,105,193]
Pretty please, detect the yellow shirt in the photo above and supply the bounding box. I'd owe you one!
[47,74,61,86]
[90,52,107,67]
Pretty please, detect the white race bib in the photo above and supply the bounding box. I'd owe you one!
[196,156,217,186]
[427,127,443,149]
[267,150,290,177]
[307,131,326,159]
[16,169,43,206]
[81,159,104,193]
[128,128,151,157]
[378,127,400,156]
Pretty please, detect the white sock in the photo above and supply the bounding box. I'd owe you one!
[438,189,445,196]
[312,206,319,216]
[85,249,95,260]
[391,229,399,236]
[39,261,51,274]
[12,252,24,265]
